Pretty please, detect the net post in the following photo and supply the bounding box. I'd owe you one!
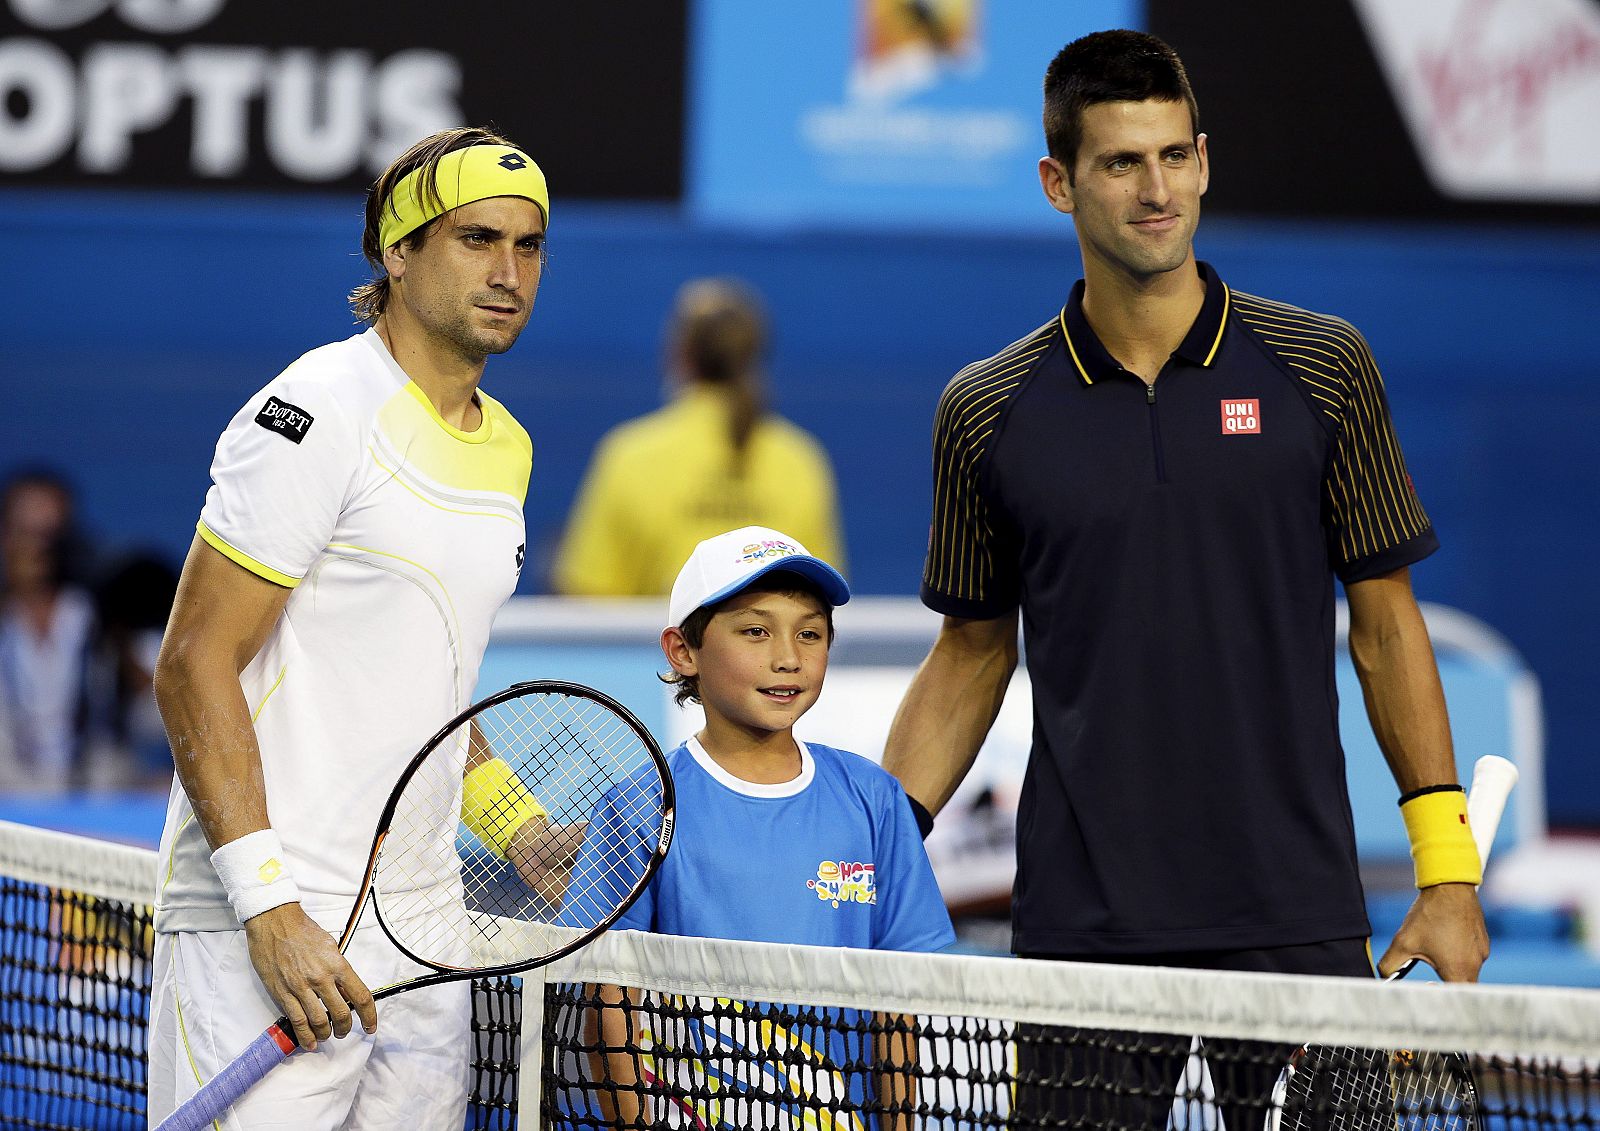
[516,969,547,1125]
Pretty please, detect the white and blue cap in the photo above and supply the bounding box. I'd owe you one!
[667,525,850,628]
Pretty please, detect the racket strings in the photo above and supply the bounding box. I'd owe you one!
[1280,1043,1481,1131]
[374,690,667,971]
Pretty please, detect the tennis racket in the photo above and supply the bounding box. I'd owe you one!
[1266,753,1519,1131]
[156,679,674,1131]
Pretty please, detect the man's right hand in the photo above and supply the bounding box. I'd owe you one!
[242,903,378,1050]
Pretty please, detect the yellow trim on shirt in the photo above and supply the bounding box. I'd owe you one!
[368,445,521,525]
[1058,308,1093,386]
[159,812,194,902]
[196,521,299,588]
[325,541,466,707]
[403,381,492,445]
[250,665,288,723]
[1203,284,1231,366]
[326,542,460,619]
[377,387,531,503]
[326,542,463,652]
[169,945,224,1129]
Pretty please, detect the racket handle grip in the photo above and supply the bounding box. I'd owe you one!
[1467,754,1519,869]
[155,1020,296,1131]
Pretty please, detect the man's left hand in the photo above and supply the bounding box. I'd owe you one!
[1376,882,1488,982]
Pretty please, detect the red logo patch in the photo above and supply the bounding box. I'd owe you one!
[1221,398,1261,435]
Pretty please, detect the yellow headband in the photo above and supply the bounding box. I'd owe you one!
[378,144,550,251]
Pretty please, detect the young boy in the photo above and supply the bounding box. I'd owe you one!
[562,525,954,1129]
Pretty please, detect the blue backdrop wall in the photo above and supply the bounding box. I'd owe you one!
[1,189,1596,824]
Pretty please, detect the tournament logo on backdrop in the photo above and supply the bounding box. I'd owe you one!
[797,0,1028,193]
[1350,0,1600,203]
[688,0,1139,231]
[849,0,983,104]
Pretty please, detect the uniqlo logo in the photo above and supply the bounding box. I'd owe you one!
[1221,399,1260,435]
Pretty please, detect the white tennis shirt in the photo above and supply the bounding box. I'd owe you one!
[155,330,532,932]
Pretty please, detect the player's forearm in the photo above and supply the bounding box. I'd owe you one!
[874,1013,918,1131]
[883,613,1018,815]
[153,635,272,851]
[589,983,645,1127]
[1346,575,1456,792]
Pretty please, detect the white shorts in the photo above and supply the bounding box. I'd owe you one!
[147,913,471,1131]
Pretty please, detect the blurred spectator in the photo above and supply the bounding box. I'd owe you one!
[554,277,846,595]
[87,553,179,790]
[0,470,176,793]
[0,470,96,792]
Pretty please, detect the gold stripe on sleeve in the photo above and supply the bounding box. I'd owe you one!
[1234,294,1431,570]
[924,323,1054,603]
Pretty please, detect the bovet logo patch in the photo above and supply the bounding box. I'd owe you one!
[255,396,314,443]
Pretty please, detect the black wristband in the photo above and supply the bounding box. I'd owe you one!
[907,796,935,840]
[1397,782,1464,806]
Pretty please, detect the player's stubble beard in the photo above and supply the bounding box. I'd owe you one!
[1104,205,1199,280]
[421,291,536,365]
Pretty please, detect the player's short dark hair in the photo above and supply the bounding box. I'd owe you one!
[1042,30,1199,180]
[349,125,525,325]
[661,570,837,708]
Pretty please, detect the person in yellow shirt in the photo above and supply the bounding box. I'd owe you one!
[553,277,845,595]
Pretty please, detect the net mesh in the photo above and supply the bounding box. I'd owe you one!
[3,819,1599,1131]
[0,874,151,1129]
[0,820,523,1131]
[531,930,1600,1131]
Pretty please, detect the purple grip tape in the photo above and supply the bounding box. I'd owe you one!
[155,1023,295,1130]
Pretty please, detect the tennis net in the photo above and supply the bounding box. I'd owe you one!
[0,819,519,1130]
[3,819,1598,1131]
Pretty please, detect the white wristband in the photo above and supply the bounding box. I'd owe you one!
[210,829,301,923]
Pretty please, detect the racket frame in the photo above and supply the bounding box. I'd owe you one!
[157,679,674,1131]
[1265,754,1518,1131]
[335,679,675,997]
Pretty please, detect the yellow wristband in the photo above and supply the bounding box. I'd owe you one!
[462,759,547,857]
[1399,786,1482,889]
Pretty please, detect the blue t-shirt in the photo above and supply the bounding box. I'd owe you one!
[556,738,954,1129]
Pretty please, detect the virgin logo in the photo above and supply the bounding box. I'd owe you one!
[1351,0,1600,202]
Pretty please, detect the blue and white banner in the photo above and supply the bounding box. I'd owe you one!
[688,0,1142,230]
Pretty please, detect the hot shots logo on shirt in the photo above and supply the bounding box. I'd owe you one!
[807,860,876,908]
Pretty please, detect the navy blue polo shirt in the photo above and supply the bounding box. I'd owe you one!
[921,262,1438,956]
